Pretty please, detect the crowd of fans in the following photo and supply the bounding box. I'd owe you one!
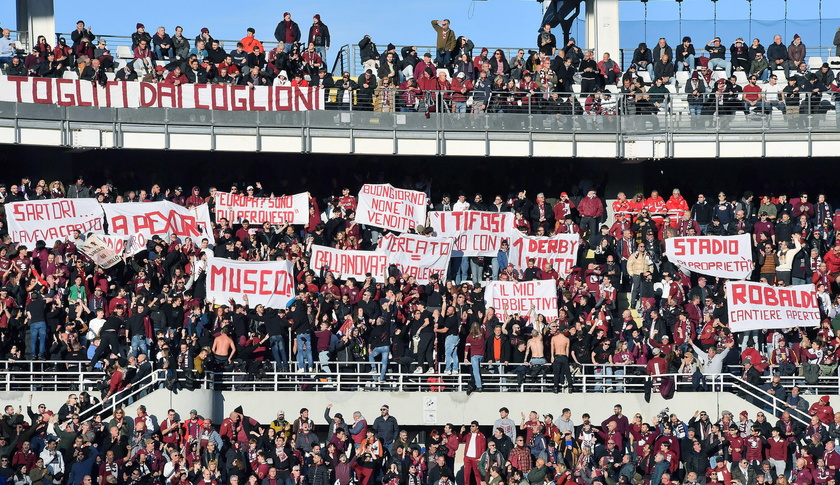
[1,396,840,485]
[1,21,839,117]
[0,174,839,398]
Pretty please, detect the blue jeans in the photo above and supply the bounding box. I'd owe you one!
[469,258,483,284]
[436,49,452,67]
[594,366,613,392]
[318,350,331,373]
[154,46,172,60]
[451,257,469,285]
[296,334,313,371]
[490,257,500,280]
[678,55,695,71]
[708,58,732,76]
[284,43,294,54]
[130,334,149,357]
[369,345,390,381]
[470,355,484,388]
[270,335,289,371]
[315,46,327,69]
[444,335,460,372]
[689,104,703,116]
[30,321,47,358]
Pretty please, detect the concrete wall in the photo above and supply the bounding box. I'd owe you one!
[0,388,789,426]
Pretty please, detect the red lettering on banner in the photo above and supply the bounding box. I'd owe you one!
[120,81,129,107]
[210,84,229,110]
[295,87,314,110]
[158,83,177,108]
[74,80,93,106]
[111,216,128,234]
[248,86,266,111]
[32,77,52,104]
[731,283,816,309]
[9,76,27,102]
[55,78,75,106]
[139,83,157,107]
[731,284,747,304]
[231,85,247,111]
[104,81,118,107]
[274,86,291,111]
[209,265,291,295]
[194,84,209,109]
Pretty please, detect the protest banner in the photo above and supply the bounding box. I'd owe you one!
[214,192,308,225]
[6,199,103,246]
[355,184,426,232]
[206,258,295,307]
[428,211,511,257]
[665,234,754,279]
[507,230,579,276]
[484,280,559,322]
[310,245,388,281]
[103,201,212,242]
[726,281,821,332]
[78,234,122,269]
[0,77,323,111]
[378,233,453,284]
[92,233,148,257]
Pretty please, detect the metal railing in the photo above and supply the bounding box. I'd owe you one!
[77,369,165,421]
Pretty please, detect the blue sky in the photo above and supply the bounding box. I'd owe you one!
[2,0,838,58]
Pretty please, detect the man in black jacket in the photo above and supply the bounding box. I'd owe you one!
[274,13,301,54]
[238,66,268,87]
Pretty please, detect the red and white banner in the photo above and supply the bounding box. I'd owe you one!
[78,234,122,269]
[214,192,308,225]
[6,199,103,246]
[428,211,512,257]
[355,184,427,232]
[507,231,579,277]
[484,280,559,322]
[206,258,295,307]
[0,77,323,111]
[378,233,453,284]
[725,281,820,332]
[310,245,388,282]
[665,234,754,279]
[103,201,212,242]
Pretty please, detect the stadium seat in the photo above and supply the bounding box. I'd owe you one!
[638,71,652,84]
[675,71,689,87]
[113,59,125,71]
[808,56,824,71]
[63,70,78,80]
[116,45,133,59]
[604,85,618,94]
[733,71,748,86]
[13,41,24,54]
[571,84,581,94]
[828,56,840,67]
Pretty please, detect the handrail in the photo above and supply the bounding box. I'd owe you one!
[77,369,165,422]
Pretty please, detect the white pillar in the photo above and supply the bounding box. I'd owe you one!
[16,0,55,50]
[585,0,620,61]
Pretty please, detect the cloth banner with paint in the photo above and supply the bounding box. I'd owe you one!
[214,192,308,225]
[378,233,453,284]
[484,280,559,322]
[206,258,295,307]
[726,281,820,332]
[428,211,511,257]
[355,184,427,232]
[6,199,103,246]
[665,234,754,279]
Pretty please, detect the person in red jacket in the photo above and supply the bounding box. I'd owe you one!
[810,396,835,425]
[578,190,604,245]
[824,244,840,279]
[460,421,487,485]
[665,189,690,225]
[645,190,668,230]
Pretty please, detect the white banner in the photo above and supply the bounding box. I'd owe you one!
[0,77,323,111]
[355,184,427,232]
[484,280,559,322]
[310,245,388,282]
[378,233,453,284]
[214,192,308,225]
[206,258,295,307]
[103,201,213,242]
[507,230,579,277]
[92,233,148,258]
[428,211,511,257]
[726,281,821,332]
[78,234,122,269]
[6,199,103,246]
[665,234,754,279]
